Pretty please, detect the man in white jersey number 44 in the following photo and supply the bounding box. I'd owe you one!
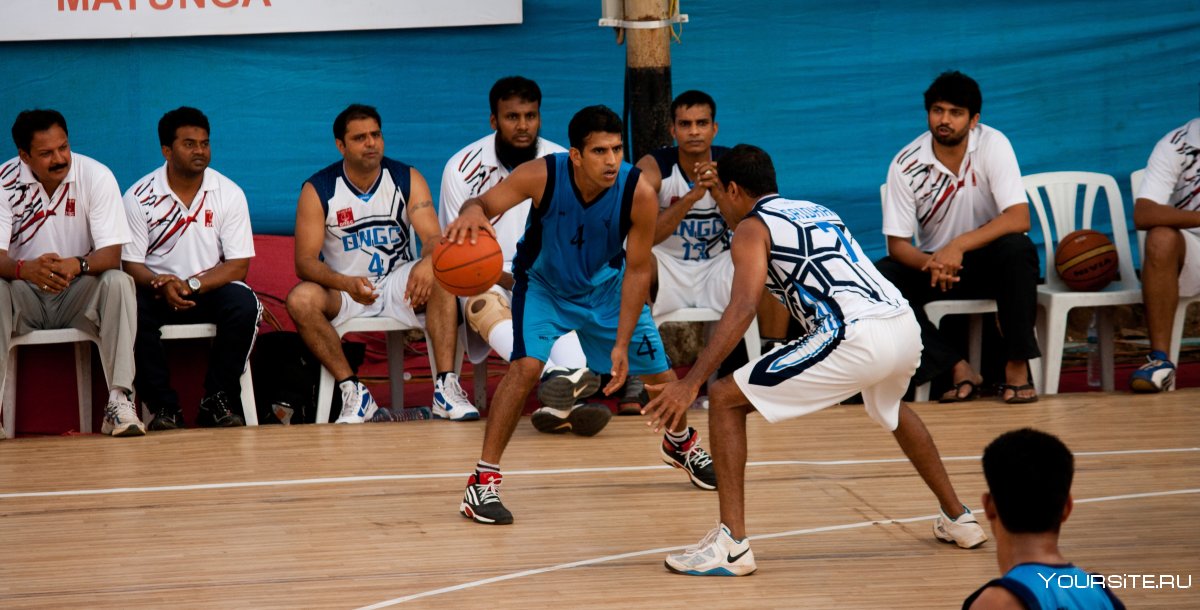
[646,145,987,576]
[287,104,474,423]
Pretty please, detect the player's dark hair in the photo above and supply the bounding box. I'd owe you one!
[568,105,623,150]
[158,106,210,147]
[333,104,381,142]
[982,428,1074,534]
[12,109,68,153]
[717,144,778,198]
[489,76,542,116]
[924,70,982,116]
[671,89,716,121]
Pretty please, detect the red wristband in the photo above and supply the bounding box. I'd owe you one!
[14,259,23,280]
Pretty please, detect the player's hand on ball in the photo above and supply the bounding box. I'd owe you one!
[444,202,496,245]
[643,379,698,434]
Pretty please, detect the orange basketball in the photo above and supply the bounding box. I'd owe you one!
[432,233,503,297]
[1054,229,1118,291]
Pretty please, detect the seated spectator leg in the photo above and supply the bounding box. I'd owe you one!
[200,283,262,409]
[0,281,14,438]
[133,287,179,416]
[64,271,134,394]
[972,234,1041,395]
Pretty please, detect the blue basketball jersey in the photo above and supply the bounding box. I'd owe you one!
[306,157,414,280]
[512,153,639,298]
[962,563,1125,610]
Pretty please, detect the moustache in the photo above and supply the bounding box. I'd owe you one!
[49,163,68,173]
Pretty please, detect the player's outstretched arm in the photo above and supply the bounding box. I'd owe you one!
[643,218,770,432]
[605,178,662,396]
[445,156,548,245]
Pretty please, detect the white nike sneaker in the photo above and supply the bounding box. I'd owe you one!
[433,373,479,421]
[934,506,989,549]
[336,381,379,424]
[665,524,757,576]
[536,367,601,409]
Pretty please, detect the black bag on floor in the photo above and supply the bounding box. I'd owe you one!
[252,331,365,424]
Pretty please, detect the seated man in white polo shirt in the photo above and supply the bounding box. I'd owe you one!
[1130,117,1200,392]
[0,109,142,437]
[122,107,260,430]
[876,71,1041,404]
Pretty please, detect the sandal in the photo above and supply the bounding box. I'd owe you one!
[1000,383,1039,404]
[939,379,980,403]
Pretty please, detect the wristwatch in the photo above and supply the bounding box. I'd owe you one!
[76,256,89,275]
[187,276,201,295]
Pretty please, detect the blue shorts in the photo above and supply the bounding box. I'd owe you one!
[511,274,669,376]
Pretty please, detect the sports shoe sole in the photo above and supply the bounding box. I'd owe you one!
[531,407,573,434]
[459,502,514,525]
[103,422,146,437]
[1130,372,1174,393]
[432,403,481,421]
[537,369,601,409]
[660,446,717,491]
[663,559,757,577]
[933,521,988,549]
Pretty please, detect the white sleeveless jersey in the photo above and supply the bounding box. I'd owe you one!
[647,145,732,262]
[750,195,908,335]
[306,158,415,280]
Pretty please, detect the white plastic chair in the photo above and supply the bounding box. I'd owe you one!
[880,184,1003,402]
[1025,171,1142,394]
[654,307,761,365]
[1132,168,1199,385]
[1,329,102,438]
[314,317,463,424]
[151,323,258,425]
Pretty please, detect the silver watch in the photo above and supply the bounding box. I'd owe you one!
[187,276,201,295]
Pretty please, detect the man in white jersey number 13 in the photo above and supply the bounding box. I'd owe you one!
[287,104,475,424]
[646,144,987,576]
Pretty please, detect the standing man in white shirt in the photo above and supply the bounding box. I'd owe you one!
[0,109,142,436]
[123,107,260,430]
[1129,117,1200,392]
[876,71,1041,405]
[440,76,609,436]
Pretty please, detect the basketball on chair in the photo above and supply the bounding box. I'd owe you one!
[1054,229,1118,291]
[432,233,504,297]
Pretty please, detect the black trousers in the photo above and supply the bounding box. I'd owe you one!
[134,282,261,414]
[875,233,1041,385]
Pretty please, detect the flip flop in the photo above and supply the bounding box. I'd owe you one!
[1000,383,1039,404]
[939,379,980,403]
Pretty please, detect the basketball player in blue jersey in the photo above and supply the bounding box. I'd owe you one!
[963,429,1125,610]
[446,105,718,525]
[646,144,987,575]
[287,104,476,423]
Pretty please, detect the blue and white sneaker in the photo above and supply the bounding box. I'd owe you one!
[336,381,378,424]
[1130,351,1175,393]
[433,373,480,421]
[665,524,757,576]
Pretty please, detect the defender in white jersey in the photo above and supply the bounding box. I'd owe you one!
[877,71,1040,404]
[439,76,607,436]
[636,91,790,399]
[287,104,475,423]
[1129,117,1200,392]
[122,107,260,430]
[0,109,142,437]
[647,145,987,576]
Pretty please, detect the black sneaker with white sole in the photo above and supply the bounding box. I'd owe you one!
[460,471,513,525]
[531,402,612,436]
[537,367,601,410]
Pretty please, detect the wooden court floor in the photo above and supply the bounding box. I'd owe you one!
[1,390,1197,609]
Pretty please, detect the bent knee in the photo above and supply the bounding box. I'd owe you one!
[1144,226,1184,263]
[707,376,750,411]
[286,282,331,318]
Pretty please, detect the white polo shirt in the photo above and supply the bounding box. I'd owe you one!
[122,163,255,279]
[882,123,1027,252]
[439,133,566,271]
[0,152,130,259]
[1138,117,1200,236]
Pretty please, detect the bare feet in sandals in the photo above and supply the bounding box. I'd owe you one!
[1001,360,1038,404]
[940,360,983,403]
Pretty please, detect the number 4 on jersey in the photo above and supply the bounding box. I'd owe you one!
[368,252,384,275]
[635,333,657,359]
[570,225,585,249]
